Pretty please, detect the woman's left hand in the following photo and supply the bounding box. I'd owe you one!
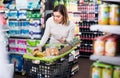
[58,37,66,43]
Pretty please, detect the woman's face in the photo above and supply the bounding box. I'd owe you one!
[53,11,63,24]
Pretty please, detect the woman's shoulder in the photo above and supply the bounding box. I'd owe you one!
[46,16,53,22]
[68,20,75,27]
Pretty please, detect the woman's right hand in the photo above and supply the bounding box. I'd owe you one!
[57,37,66,44]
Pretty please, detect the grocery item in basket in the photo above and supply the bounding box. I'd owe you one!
[45,47,59,56]
[59,45,72,54]
[32,50,46,57]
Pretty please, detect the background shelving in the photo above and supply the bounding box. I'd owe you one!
[78,1,103,57]
[3,0,45,72]
[90,25,120,66]
[90,0,120,66]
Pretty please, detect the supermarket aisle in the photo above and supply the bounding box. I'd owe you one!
[15,57,93,78]
[71,57,93,78]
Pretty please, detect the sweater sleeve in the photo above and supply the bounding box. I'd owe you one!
[40,18,51,46]
[66,22,75,43]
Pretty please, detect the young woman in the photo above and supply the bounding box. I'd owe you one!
[36,4,75,51]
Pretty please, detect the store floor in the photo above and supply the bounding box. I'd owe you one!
[15,57,93,78]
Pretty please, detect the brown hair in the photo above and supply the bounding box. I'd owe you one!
[53,4,69,25]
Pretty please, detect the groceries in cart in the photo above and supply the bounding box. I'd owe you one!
[26,37,80,59]
[32,47,59,57]
[32,49,46,57]
[32,37,80,57]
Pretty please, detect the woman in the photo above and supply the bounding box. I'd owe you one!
[36,4,75,51]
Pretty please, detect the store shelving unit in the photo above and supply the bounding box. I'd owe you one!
[90,0,120,66]
[102,0,120,3]
[78,1,104,57]
[5,0,45,73]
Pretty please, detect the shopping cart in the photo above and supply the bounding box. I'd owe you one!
[23,45,77,78]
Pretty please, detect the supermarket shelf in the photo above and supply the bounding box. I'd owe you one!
[90,55,120,66]
[2,26,9,31]
[9,36,41,40]
[90,25,120,35]
[0,25,9,32]
[8,52,25,55]
[102,0,120,3]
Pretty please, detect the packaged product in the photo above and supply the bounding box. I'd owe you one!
[105,37,117,56]
[94,36,105,56]
[109,4,120,25]
[113,66,120,78]
[105,34,120,56]
[98,4,109,25]
[91,62,103,78]
[102,64,112,78]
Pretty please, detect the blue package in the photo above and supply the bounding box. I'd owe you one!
[9,54,23,72]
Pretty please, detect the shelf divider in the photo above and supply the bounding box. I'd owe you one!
[90,25,120,35]
[102,0,120,3]
[90,54,120,66]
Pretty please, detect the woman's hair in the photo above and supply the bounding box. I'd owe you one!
[53,4,69,25]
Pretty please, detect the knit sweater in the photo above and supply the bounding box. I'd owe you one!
[40,16,75,46]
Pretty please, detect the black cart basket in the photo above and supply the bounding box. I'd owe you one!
[23,45,77,78]
[24,57,71,78]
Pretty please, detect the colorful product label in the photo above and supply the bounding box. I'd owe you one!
[92,67,102,78]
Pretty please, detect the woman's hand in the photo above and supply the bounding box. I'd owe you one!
[58,37,66,43]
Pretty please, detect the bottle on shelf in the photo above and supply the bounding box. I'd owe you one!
[102,65,113,78]
[98,3,109,25]
[91,62,102,78]
[109,4,120,25]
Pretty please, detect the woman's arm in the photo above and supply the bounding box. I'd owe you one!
[35,18,51,51]
[57,22,75,44]
[66,22,75,43]
[39,18,51,47]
